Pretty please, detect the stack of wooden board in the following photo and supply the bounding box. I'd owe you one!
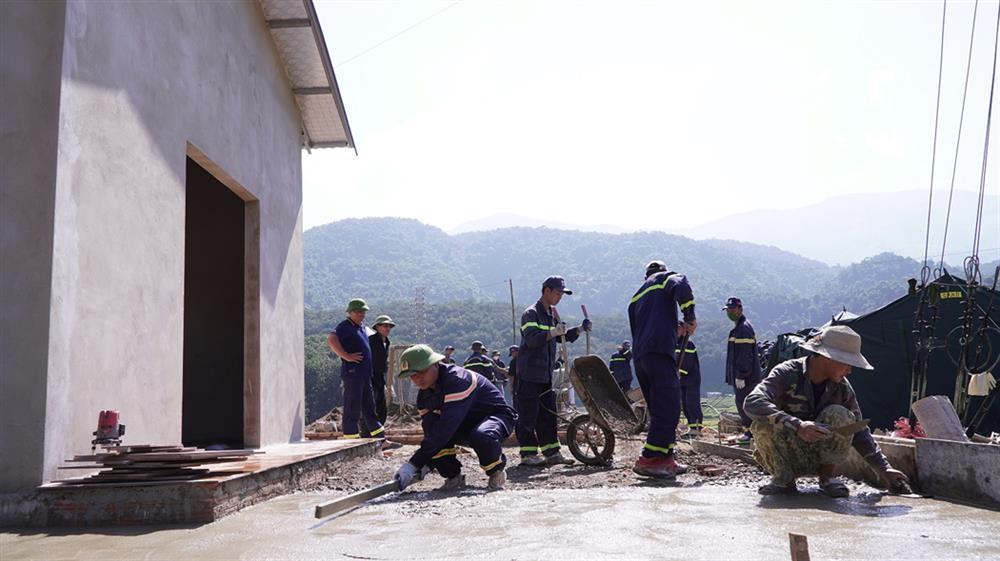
[57,444,260,484]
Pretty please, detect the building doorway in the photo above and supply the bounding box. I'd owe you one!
[182,154,259,448]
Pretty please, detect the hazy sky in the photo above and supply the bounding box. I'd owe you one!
[307,0,999,235]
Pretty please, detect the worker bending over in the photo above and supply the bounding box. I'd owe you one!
[394,344,517,491]
[628,260,697,478]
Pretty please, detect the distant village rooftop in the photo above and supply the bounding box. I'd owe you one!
[259,0,355,151]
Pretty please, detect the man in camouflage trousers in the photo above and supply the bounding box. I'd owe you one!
[744,325,910,497]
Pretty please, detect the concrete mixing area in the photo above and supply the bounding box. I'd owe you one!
[3,484,998,561]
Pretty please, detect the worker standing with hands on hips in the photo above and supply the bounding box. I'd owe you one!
[515,276,591,467]
[393,344,517,491]
[724,297,761,444]
[327,299,385,440]
[628,261,697,478]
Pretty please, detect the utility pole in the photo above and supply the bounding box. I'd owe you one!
[509,279,517,345]
[414,287,427,342]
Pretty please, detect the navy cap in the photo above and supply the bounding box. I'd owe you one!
[542,276,573,295]
[508,345,519,355]
[723,297,743,309]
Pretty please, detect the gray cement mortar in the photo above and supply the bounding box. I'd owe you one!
[3,443,998,560]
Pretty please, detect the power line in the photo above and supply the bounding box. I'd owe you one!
[334,1,462,68]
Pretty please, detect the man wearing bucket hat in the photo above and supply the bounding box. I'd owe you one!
[327,299,385,440]
[393,344,517,491]
[368,315,396,425]
[744,325,910,497]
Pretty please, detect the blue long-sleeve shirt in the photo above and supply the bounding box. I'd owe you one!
[609,349,633,385]
[676,339,701,383]
[627,271,696,361]
[463,352,497,383]
[516,299,580,384]
[409,364,517,469]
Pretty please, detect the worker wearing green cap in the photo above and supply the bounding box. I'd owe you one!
[327,298,384,439]
[393,344,517,491]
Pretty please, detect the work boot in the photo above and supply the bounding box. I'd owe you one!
[487,469,506,491]
[758,477,798,495]
[819,477,850,498]
[632,455,684,479]
[736,432,753,446]
[520,455,546,467]
[438,474,465,491]
[543,452,575,466]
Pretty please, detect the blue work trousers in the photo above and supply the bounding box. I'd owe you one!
[514,379,561,457]
[342,375,383,438]
[636,352,681,458]
[679,374,703,428]
[430,414,514,478]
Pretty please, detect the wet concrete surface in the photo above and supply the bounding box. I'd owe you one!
[3,482,998,561]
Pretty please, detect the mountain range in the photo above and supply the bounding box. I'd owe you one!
[447,190,998,266]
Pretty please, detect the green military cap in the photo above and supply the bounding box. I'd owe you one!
[398,344,445,378]
[372,314,396,327]
[346,298,369,313]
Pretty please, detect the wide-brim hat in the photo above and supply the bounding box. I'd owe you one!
[346,298,370,313]
[801,325,873,370]
[372,314,396,327]
[398,344,445,378]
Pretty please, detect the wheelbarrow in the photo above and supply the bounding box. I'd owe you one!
[565,355,645,465]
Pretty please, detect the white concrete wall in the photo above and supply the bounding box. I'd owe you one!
[0,0,67,493]
[35,0,305,487]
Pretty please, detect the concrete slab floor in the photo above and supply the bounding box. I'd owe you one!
[2,485,997,561]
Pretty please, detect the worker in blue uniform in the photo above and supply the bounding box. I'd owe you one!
[394,344,517,491]
[628,261,697,478]
[463,341,498,384]
[515,276,591,467]
[609,341,633,393]
[724,296,761,443]
[327,298,385,440]
[441,345,456,365]
[676,338,703,435]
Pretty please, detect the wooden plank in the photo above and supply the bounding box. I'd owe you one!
[789,533,810,561]
[314,481,398,518]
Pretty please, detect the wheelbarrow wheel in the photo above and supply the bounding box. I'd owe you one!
[566,414,615,465]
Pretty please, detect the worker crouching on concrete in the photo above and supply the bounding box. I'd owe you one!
[627,261,697,478]
[393,344,518,492]
[744,325,910,497]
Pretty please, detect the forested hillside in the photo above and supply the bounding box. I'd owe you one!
[301,218,961,423]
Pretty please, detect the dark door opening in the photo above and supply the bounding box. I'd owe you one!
[183,157,245,448]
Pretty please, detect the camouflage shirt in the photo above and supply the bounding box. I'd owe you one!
[744,356,890,470]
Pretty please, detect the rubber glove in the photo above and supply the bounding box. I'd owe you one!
[395,462,420,491]
[735,378,746,390]
[548,322,568,340]
[581,318,593,332]
[968,372,996,397]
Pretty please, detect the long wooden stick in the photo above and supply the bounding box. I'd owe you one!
[314,480,398,518]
